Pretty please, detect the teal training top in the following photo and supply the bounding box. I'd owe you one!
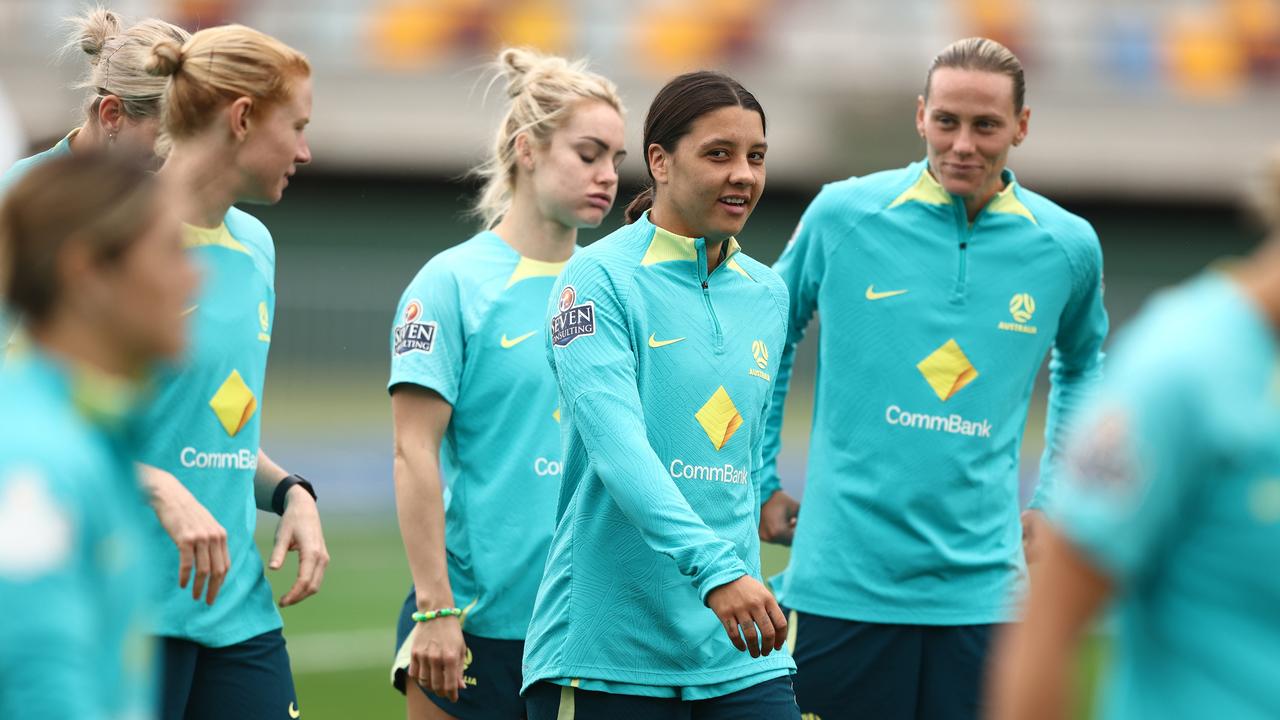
[0,351,154,720]
[388,231,568,640]
[521,212,796,697]
[0,131,74,347]
[1056,272,1280,720]
[765,161,1108,625]
[134,209,280,646]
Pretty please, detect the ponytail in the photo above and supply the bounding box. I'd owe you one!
[623,186,655,224]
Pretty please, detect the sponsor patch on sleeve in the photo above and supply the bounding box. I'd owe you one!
[394,299,438,355]
[551,285,595,348]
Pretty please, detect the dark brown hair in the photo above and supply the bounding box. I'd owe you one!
[624,71,766,223]
[925,37,1026,113]
[0,153,159,324]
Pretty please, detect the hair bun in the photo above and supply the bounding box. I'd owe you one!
[74,8,123,65]
[146,39,184,77]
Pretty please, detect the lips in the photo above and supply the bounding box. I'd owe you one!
[586,193,612,210]
[718,195,750,215]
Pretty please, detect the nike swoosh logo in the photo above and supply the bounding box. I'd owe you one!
[181,305,199,316]
[289,702,301,719]
[500,331,537,349]
[865,285,908,301]
[648,333,686,348]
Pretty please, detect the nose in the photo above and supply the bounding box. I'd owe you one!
[296,135,312,165]
[598,161,618,189]
[728,154,754,187]
[952,126,976,156]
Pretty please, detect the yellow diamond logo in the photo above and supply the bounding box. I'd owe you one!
[209,370,257,437]
[916,339,979,402]
[695,386,743,451]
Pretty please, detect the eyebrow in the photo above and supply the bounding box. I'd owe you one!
[698,137,768,151]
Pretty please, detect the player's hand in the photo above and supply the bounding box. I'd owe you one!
[1021,509,1048,565]
[759,490,800,546]
[145,466,230,605]
[409,615,468,702]
[269,485,329,607]
[706,575,788,658]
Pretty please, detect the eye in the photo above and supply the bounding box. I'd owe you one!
[936,116,956,127]
[579,154,596,163]
[748,151,765,163]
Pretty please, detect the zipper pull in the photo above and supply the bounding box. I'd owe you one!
[701,281,709,290]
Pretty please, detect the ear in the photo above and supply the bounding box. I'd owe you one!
[514,132,535,172]
[97,95,126,137]
[647,143,669,185]
[228,96,254,142]
[1012,106,1031,147]
[55,238,103,312]
[915,95,926,139]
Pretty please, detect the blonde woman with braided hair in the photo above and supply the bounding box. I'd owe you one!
[387,46,625,720]
[0,6,188,191]
[139,24,327,719]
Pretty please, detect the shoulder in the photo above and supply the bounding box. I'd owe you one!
[1014,185,1102,273]
[0,145,65,197]
[401,232,508,299]
[224,207,276,267]
[0,380,95,481]
[733,252,790,325]
[560,221,654,297]
[806,163,925,225]
[1107,276,1236,392]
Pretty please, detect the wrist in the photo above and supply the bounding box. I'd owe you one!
[273,474,316,515]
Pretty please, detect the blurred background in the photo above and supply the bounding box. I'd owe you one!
[1,0,1276,717]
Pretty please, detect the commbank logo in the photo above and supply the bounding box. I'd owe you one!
[695,386,742,451]
[209,370,257,437]
[916,339,978,402]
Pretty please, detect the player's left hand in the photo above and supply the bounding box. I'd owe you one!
[269,485,330,607]
[1021,509,1048,565]
[759,490,800,545]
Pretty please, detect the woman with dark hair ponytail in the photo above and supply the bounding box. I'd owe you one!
[522,71,799,720]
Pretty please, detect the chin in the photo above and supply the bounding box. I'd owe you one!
[574,208,607,229]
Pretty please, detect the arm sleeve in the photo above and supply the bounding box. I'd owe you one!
[759,201,828,503]
[1051,358,1203,583]
[1030,229,1109,510]
[388,263,465,405]
[550,260,747,602]
[0,469,96,720]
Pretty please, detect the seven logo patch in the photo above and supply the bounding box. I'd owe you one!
[394,299,437,355]
[551,285,595,347]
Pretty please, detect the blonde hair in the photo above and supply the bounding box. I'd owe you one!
[146,24,311,140]
[926,37,1027,113]
[0,153,159,325]
[472,48,623,228]
[64,7,189,120]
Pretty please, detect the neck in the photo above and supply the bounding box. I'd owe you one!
[961,173,1007,223]
[69,123,102,154]
[31,313,140,380]
[1233,238,1280,331]
[649,202,727,272]
[491,187,577,262]
[160,139,240,228]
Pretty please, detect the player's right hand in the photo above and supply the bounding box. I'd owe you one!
[759,490,800,545]
[409,615,468,702]
[143,465,230,605]
[706,575,788,658]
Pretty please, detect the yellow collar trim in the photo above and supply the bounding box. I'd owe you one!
[183,223,250,255]
[889,166,1037,224]
[505,256,568,289]
[69,362,139,428]
[984,182,1037,224]
[641,226,742,267]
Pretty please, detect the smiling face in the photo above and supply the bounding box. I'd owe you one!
[649,105,767,242]
[236,75,313,205]
[917,67,1029,206]
[525,99,626,229]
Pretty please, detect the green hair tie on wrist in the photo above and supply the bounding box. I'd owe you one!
[412,608,463,623]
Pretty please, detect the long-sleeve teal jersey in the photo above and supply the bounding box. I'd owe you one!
[1056,273,1280,720]
[134,210,281,646]
[388,231,568,639]
[765,161,1108,624]
[0,352,154,720]
[521,212,796,696]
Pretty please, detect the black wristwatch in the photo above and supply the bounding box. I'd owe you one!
[272,473,317,516]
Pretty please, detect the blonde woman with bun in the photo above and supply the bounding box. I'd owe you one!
[138,24,327,720]
[388,47,625,720]
[0,6,188,191]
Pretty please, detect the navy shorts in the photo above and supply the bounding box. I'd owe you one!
[786,610,1001,720]
[392,587,526,719]
[159,628,298,720]
[525,676,800,720]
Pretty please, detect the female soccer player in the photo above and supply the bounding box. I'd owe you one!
[522,71,799,720]
[388,48,625,720]
[988,152,1280,720]
[140,25,328,719]
[761,37,1109,719]
[0,8,189,189]
[0,153,197,720]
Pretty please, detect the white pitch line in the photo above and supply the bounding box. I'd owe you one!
[286,628,395,674]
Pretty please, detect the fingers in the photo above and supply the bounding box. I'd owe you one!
[740,611,762,658]
[720,615,747,652]
[191,541,211,601]
[268,525,290,571]
[177,541,193,589]
[278,541,329,607]
[205,535,230,606]
[428,651,447,701]
[751,606,776,657]
[768,601,788,650]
